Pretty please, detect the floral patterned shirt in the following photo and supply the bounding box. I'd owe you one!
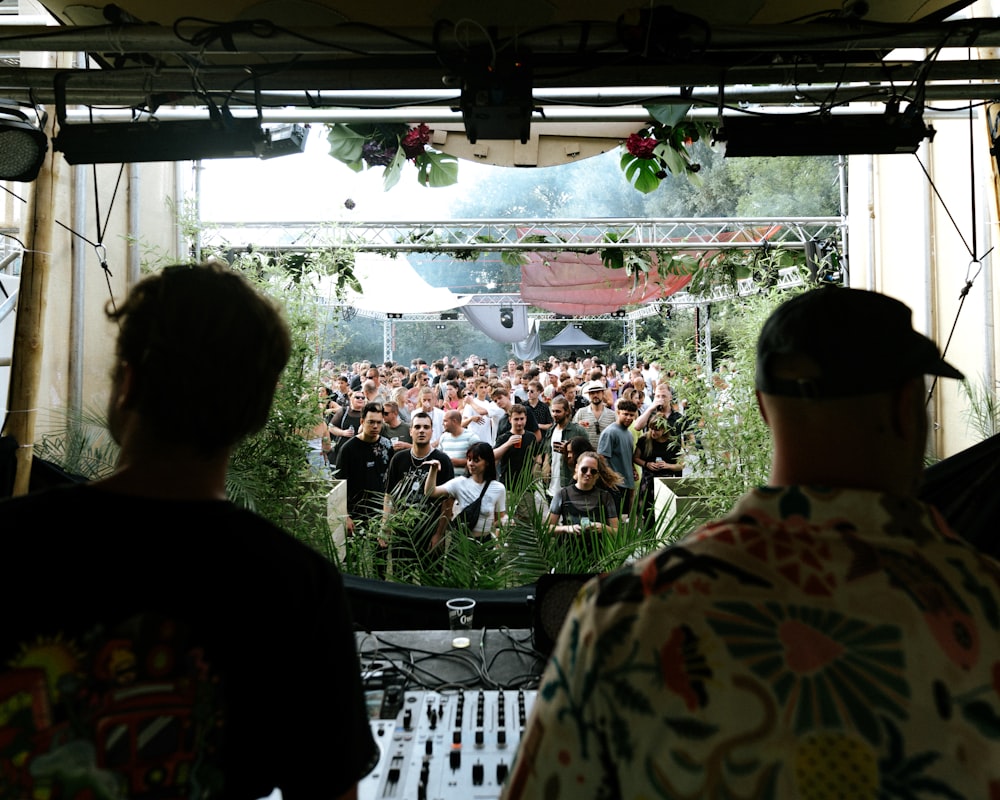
[503,486,1000,800]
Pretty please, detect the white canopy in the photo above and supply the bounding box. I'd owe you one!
[345,252,470,315]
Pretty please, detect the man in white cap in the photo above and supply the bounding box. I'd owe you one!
[504,287,1000,800]
[573,379,617,449]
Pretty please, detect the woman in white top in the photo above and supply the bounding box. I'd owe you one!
[424,442,508,541]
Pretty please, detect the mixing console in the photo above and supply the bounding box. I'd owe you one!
[359,687,536,800]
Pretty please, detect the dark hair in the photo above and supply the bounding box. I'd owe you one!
[616,398,638,413]
[466,441,497,484]
[107,262,290,452]
[361,401,384,418]
[565,436,592,466]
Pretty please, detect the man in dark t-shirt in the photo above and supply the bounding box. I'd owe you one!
[495,403,540,489]
[0,264,377,800]
[336,401,393,535]
[384,411,454,572]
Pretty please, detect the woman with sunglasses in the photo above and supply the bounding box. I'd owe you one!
[424,441,508,543]
[548,450,621,549]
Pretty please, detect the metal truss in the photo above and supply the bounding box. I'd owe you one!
[337,267,807,323]
[205,217,844,253]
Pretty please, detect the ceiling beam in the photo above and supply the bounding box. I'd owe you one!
[2,59,999,109]
[1,19,999,55]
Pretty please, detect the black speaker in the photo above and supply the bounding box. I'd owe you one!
[531,573,599,657]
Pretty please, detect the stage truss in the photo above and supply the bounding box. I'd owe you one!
[201,216,843,365]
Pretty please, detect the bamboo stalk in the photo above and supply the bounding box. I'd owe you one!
[2,107,60,496]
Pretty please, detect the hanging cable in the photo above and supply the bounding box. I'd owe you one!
[921,78,987,407]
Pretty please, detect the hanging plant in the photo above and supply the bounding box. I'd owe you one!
[620,103,715,193]
[326,122,458,190]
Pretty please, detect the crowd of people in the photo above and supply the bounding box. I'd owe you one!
[311,354,689,572]
[6,263,998,798]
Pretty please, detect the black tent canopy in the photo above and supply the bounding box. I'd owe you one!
[541,323,607,350]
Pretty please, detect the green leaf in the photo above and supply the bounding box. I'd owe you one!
[646,103,692,128]
[654,142,686,175]
[326,123,365,165]
[416,151,459,187]
[382,147,406,191]
[623,157,662,194]
[602,249,624,270]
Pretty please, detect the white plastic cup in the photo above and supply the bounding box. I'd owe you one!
[446,597,476,630]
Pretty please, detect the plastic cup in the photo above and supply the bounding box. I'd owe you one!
[447,597,476,630]
[513,435,522,449]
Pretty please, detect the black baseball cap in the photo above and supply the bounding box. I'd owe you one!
[756,286,963,398]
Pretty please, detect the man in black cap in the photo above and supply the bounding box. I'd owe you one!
[505,287,1000,800]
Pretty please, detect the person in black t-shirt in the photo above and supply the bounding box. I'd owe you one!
[336,401,393,536]
[494,403,540,489]
[0,263,376,800]
[384,411,454,573]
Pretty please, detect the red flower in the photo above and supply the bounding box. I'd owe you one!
[626,132,658,159]
[401,123,431,160]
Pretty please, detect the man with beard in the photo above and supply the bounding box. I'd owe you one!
[544,395,589,496]
[573,380,617,450]
[384,411,454,574]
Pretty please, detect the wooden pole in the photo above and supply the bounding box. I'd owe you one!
[1,106,60,496]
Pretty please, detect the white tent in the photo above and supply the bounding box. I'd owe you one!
[345,252,470,315]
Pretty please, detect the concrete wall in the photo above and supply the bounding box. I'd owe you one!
[846,111,999,460]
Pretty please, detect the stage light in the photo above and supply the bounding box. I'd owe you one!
[499,307,514,329]
[612,309,627,318]
[0,101,47,182]
[54,115,267,164]
[440,311,459,320]
[386,312,404,319]
[460,49,535,144]
[52,80,306,165]
[259,123,309,159]
[717,112,934,156]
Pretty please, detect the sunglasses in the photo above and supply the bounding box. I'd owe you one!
[579,466,598,475]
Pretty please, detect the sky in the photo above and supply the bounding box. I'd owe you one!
[197,126,495,224]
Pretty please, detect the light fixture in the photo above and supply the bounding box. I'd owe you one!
[52,76,306,165]
[499,307,514,329]
[386,312,404,319]
[0,100,48,182]
[435,324,446,330]
[54,115,267,164]
[459,48,535,144]
[612,309,627,318]
[717,111,935,156]
[259,123,309,159]
[440,311,459,321]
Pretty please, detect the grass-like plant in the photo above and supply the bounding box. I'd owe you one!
[637,287,805,516]
[959,376,1000,441]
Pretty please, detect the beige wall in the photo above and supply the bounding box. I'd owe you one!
[3,157,183,439]
[32,162,182,435]
[846,109,999,460]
